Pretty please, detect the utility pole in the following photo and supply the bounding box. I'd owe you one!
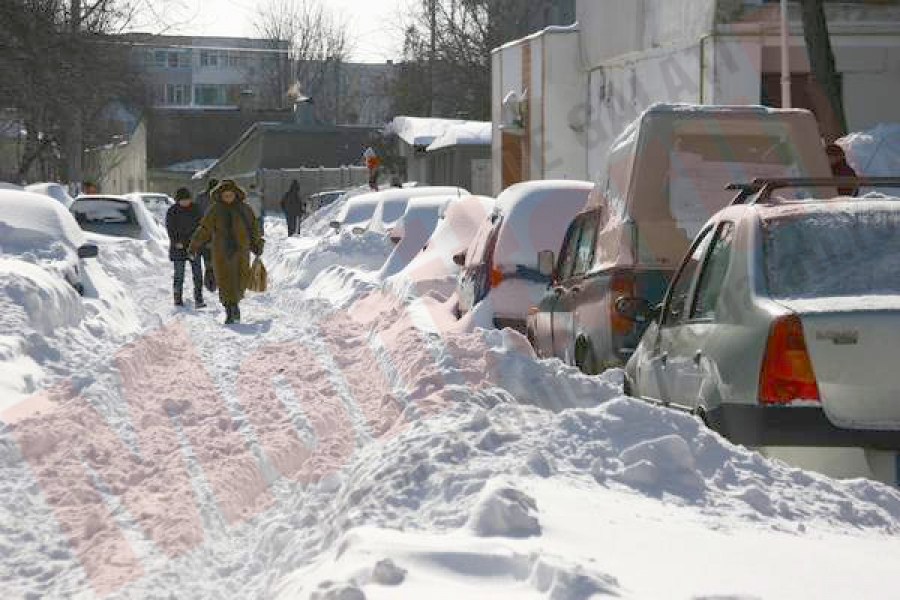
[780,0,792,108]
[429,0,436,116]
[69,0,84,190]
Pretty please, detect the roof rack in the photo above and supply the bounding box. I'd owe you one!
[727,177,900,206]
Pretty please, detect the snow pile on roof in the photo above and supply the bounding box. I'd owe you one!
[839,123,900,195]
[389,116,469,147]
[427,122,492,152]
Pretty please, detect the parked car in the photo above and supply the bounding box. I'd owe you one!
[70,195,164,241]
[392,195,496,295]
[455,180,593,333]
[368,186,467,235]
[379,194,463,279]
[306,190,346,216]
[0,189,99,295]
[25,182,75,208]
[625,178,900,478]
[527,104,832,373]
[330,187,467,234]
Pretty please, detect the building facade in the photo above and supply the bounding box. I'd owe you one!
[492,0,900,193]
[125,34,291,110]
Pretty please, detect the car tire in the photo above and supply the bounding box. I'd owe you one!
[575,338,599,376]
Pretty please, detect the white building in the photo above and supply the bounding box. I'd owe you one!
[492,0,900,193]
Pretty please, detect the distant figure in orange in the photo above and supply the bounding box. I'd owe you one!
[364,146,381,190]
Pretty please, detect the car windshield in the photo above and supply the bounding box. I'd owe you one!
[342,201,378,227]
[763,208,900,298]
[71,199,141,238]
[380,199,408,225]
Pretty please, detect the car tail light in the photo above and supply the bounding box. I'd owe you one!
[490,265,504,288]
[610,272,636,335]
[759,314,821,405]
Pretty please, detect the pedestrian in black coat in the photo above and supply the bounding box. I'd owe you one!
[281,179,303,236]
[166,187,206,308]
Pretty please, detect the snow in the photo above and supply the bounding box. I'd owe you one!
[24,183,75,208]
[389,117,470,147]
[838,123,900,196]
[427,122,492,152]
[1,185,899,598]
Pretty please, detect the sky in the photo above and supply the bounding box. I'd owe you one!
[161,0,407,63]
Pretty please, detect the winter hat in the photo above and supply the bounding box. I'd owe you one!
[175,187,191,201]
[212,179,246,203]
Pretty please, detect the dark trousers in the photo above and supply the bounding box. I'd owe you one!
[286,211,302,236]
[174,258,203,299]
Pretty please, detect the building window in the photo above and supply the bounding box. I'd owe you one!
[200,50,218,68]
[154,50,167,68]
[165,84,190,105]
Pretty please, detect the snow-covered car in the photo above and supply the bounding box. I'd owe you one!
[625,178,900,484]
[455,180,593,333]
[306,190,345,215]
[527,104,832,374]
[70,194,165,241]
[0,182,23,191]
[379,194,464,279]
[389,195,496,294]
[0,189,100,295]
[331,187,467,235]
[25,182,75,208]
[367,187,467,235]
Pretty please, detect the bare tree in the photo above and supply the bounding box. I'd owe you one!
[393,0,562,120]
[0,0,184,184]
[253,0,353,119]
[799,0,847,141]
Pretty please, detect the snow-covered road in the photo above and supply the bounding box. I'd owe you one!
[2,208,900,599]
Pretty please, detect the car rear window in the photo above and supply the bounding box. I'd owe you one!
[380,200,408,225]
[763,209,900,298]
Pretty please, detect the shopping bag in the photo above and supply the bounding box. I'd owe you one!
[248,256,267,293]
[204,267,217,292]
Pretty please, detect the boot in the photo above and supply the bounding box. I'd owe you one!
[174,291,184,307]
[224,304,235,325]
[194,292,206,309]
[233,304,241,323]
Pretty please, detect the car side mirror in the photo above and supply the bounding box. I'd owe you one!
[537,250,555,279]
[452,251,466,267]
[329,220,341,230]
[77,243,99,259]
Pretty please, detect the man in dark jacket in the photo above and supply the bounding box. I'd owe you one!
[281,180,302,236]
[194,178,218,290]
[166,187,206,308]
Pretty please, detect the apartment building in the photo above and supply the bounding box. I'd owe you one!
[124,34,291,110]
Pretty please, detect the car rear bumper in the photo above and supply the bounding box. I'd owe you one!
[709,405,900,450]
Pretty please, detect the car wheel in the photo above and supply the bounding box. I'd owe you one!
[575,338,599,375]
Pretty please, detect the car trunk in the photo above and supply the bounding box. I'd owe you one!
[784,299,900,431]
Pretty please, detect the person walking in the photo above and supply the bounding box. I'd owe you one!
[194,178,219,290]
[189,180,264,325]
[281,180,302,236]
[166,188,206,308]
